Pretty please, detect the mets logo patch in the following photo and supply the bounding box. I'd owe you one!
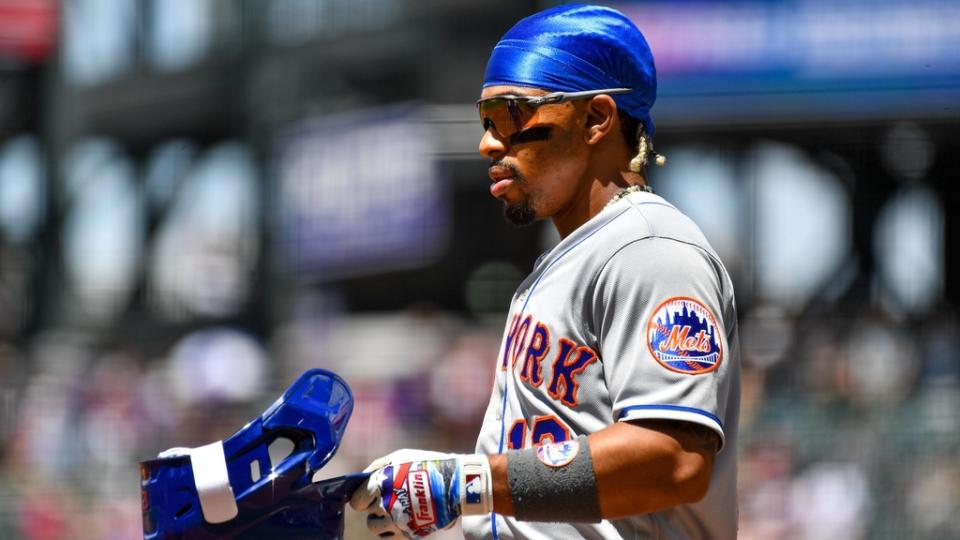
[647,296,723,375]
[536,439,580,468]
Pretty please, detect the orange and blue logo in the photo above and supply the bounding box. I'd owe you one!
[647,297,722,375]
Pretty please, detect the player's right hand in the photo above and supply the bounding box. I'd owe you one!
[349,449,492,538]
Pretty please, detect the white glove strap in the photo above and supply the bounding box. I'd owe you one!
[158,442,239,524]
[459,454,493,516]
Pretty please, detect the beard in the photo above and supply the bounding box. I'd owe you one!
[492,159,538,227]
[503,199,537,226]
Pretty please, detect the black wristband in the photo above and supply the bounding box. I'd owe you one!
[506,435,602,523]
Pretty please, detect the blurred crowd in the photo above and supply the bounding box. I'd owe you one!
[0,297,956,539]
[736,304,959,540]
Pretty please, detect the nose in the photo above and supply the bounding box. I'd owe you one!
[478,128,508,160]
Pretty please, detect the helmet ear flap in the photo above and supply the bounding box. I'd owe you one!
[141,369,364,539]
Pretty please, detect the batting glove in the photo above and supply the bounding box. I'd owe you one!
[349,449,493,538]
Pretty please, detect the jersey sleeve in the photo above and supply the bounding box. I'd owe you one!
[590,236,732,449]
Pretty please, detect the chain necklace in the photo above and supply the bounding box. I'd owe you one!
[605,184,654,209]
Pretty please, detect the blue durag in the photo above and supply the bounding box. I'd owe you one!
[482,4,657,135]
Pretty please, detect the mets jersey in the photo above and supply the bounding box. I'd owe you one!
[462,189,741,540]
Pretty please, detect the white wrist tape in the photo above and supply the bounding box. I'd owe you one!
[459,454,494,516]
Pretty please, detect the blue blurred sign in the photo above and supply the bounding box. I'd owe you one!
[274,105,448,278]
[608,0,960,123]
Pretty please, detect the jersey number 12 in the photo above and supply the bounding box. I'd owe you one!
[507,415,571,449]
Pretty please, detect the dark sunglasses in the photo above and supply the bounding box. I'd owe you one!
[476,88,632,140]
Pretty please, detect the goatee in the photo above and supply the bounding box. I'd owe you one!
[504,201,537,226]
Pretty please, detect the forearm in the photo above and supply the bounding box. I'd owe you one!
[489,420,717,519]
[592,421,716,517]
[489,453,513,515]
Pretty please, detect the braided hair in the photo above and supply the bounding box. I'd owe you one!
[619,111,665,173]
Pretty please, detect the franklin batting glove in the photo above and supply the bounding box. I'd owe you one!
[349,449,493,538]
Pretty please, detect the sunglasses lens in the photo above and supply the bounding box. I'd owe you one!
[478,98,536,138]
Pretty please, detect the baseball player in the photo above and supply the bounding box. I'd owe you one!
[350,4,740,539]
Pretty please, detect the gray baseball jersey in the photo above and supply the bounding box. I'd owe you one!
[462,189,740,540]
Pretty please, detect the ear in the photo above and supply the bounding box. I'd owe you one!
[583,95,618,145]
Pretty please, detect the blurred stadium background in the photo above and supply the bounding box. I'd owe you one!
[0,0,958,538]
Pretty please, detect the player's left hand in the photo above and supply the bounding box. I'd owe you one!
[349,449,492,538]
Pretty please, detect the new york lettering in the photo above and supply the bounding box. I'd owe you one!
[500,312,597,409]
